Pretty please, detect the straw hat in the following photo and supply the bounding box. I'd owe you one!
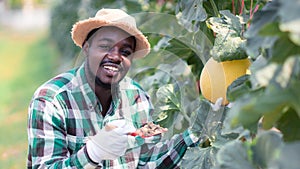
[71,8,150,58]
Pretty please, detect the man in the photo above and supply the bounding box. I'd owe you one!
[27,8,199,168]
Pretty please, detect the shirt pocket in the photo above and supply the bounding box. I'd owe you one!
[66,134,89,154]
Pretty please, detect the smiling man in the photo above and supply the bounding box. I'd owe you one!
[27,9,200,169]
[83,26,136,115]
[84,27,135,86]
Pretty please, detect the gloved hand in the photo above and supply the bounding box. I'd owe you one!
[86,120,135,163]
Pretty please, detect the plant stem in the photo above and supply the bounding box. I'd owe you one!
[239,0,244,15]
[209,0,220,17]
[232,0,235,15]
[182,110,191,125]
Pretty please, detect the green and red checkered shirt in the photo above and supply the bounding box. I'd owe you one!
[27,63,198,168]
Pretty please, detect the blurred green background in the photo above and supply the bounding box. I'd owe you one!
[0,0,60,168]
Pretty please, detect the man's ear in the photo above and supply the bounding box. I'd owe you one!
[82,42,89,56]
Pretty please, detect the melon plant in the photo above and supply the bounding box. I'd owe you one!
[133,0,300,168]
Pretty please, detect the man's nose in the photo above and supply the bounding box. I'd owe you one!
[107,46,123,62]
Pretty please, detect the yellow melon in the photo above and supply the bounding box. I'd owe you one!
[199,57,251,105]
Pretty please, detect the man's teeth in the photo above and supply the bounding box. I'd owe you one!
[103,65,119,72]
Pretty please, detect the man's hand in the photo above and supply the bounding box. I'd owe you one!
[86,120,135,163]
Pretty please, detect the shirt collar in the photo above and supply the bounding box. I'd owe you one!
[75,63,122,113]
[75,63,99,110]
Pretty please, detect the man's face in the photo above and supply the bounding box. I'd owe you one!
[83,26,136,88]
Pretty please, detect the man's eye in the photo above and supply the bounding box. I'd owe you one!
[121,49,132,57]
[99,45,111,50]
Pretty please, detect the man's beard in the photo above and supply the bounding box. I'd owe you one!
[86,61,112,89]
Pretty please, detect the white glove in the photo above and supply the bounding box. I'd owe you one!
[86,120,135,163]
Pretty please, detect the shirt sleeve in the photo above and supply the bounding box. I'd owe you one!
[27,97,97,169]
[137,129,199,168]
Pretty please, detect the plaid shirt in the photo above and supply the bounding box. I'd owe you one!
[27,63,198,169]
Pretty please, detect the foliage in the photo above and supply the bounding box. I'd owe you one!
[50,0,81,60]
[228,0,300,139]
[49,0,300,168]
[7,0,23,9]
[6,0,48,9]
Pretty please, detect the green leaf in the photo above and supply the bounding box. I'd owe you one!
[229,78,300,133]
[165,37,206,78]
[189,100,239,140]
[244,0,280,58]
[181,147,218,169]
[190,99,226,136]
[154,84,181,128]
[258,22,282,36]
[228,91,264,132]
[138,12,184,37]
[261,109,283,130]
[156,84,181,110]
[211,35,248,61]
[206,10,248,61]
[278,0,300,38]
[123,0,143,13]
[270,141,300,169]
[277,108,300,142]
[251,131,283,168]
[214,140,254,169]
[155,110,178,129]
[176,0,207,31]
[231,56,300,132]
[206,10,242,37]
[227,75,251,102]
[253,62,278,87]
[271,35,300,63]
[182,99,241,169]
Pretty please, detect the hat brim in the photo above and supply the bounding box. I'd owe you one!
[71,18,150,59]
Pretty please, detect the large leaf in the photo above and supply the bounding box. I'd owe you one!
[277,108,300,142]
[245,0,300,63]
[175,0,207,31]
[229,56,300,132]
[206,10,242,37]
[214,131,283,169]
[165,33,209,77]
[227,91,264,132]
[244,0,280,58]
[213,140,254,169]
[137,11,211,77]
[210,34,247,61]
[227,75,251,102]
[270,141,300,169]
[278,0,300,46]
[271,35,300,63]
[230,85,290,132]
[206,10,248,61]
[181,100,241,169]
[156,84,181,111]
[251,131,283,168]
[189,99,226,136]
[181,147,218,169]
